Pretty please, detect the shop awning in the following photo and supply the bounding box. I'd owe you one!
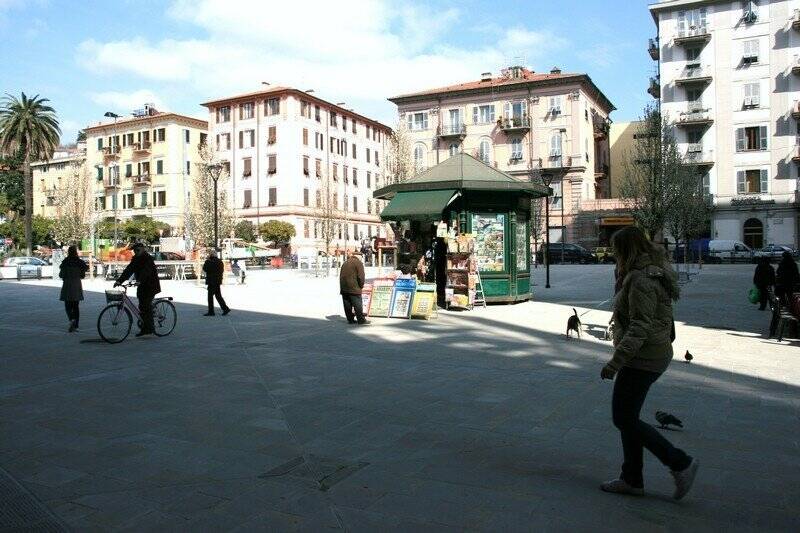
[380,189,458,221]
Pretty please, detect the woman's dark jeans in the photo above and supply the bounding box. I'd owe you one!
[64,301,80,327]
[612,366,692,488]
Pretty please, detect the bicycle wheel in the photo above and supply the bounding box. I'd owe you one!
[97,304,132,343]
[152,299,177,337]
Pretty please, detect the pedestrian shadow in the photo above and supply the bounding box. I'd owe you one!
[583,323,610,341]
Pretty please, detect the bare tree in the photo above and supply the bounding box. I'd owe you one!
[51,162,92,245]
[384,121,413,184]
[189,143,234,247]
[665,166,710,263]
[619,105,684,242]
[311,174,345,273]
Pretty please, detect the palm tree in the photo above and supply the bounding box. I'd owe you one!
[0,93,61,254]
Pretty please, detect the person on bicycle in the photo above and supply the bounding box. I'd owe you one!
[114,242,161,336]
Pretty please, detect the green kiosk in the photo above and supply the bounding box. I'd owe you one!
[374,153,550,304]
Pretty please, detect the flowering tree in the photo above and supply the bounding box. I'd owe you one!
[189,143,233,247]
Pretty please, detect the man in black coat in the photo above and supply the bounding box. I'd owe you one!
[753,256,775,311]
[203,249,230,316]
[339,252,368,324]
[115,243,161,336]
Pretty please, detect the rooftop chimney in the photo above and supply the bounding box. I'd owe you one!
[550,66,562,75]
[480,72,492,82]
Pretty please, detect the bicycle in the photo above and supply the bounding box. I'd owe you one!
[97,282,177,343]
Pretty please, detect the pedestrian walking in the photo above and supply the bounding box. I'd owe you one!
[600,226,698,500]
[59,245,88,332]
[753,257,775,311]
[115,243,161,336]
[775,251,799,306]
[340,251,368,324]
[238,258,247,284]
[203,249,230,316]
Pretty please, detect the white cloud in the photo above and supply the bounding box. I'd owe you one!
[78,0,568,124]
[89,89,167,112]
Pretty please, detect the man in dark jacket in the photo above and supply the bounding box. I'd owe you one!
[753,257,776,311]
[115,243,161,336]
[203,249,230,316]
[340,252,368,324]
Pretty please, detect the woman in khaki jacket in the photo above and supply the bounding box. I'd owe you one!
[600,226,698,500]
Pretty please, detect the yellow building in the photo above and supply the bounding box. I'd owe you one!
[32,146,86,218]
[609,121,642,198]
[83,106,208,234]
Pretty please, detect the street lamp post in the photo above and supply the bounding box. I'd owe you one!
[204,162,223,251]
[541,172,553,289]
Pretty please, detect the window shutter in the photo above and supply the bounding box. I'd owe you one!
[759,126,768,150]
[677,11,686,33]
[736,171,745,194]
[735,128,745,151]
[504,102,511,119]
[407,115,412,130]
[238,131,243,148]
[522,101,528,117]
[744,84,752,98]
[473,106,478,124]
[423,114,428,130]
[490,105,496,122]
[759,169,768,193]
[753,82,760,99]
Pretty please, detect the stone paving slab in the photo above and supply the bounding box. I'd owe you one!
[0,265,799,531]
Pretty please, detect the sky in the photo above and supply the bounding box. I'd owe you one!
[0,0,658,144]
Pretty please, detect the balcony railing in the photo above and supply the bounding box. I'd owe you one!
[437,123,467,139]
[132,141,152,154]
[676,65,712,85]
[793,9,800,31]
[102,146,121,159]
[104,177,120,189]
[648,77,660,98]
[676,108,713,127]
[532,156,574,171]
[132,173,151,185]
[648,38,659,60]
[684,147,714,166]
[498,116,531,132]
[674,26,710,45]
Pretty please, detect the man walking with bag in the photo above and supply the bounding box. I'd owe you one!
[340,251,368,325]
[203,249,230,316]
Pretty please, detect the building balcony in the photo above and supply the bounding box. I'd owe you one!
[676,107,713,128]
[593,118,610,140]
[532,155,575,173]
[102,146,121,160]
[792,101,800,119]
[104,177,120,189]
[674,26,711,46]
[792,57,800,75]
[498,116,531,133]
[675,65,712,86]
[793,9,800,31]
[684,146,714,167]
[132,141,152,155]
[648,77,660,99]
[437,123,467,140]
[594,163,609,178]
[132,173,151,186]
[580,198,632,212]
[648,38,659,60]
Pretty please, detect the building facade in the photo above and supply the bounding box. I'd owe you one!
[83,106,208,235]
[202,87,391,253]
[32,145,86,218]
[649,0,800,248]
[388,65,615,248]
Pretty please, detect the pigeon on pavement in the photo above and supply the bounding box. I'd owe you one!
[655,410,683,430]
[684,350,693,363]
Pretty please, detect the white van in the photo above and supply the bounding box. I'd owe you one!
[708,240,753,263]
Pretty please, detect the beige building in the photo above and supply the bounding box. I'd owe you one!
[32,145,86,218]
[609,121,643,198]
[83,105,208,234]
[202,86,391,252]
[388,65,615,247]
[649,0,800,248]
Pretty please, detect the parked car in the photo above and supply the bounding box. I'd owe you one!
[593,246,616,264]
[708,239,754,263]
[536,243,597,264]
[754,244,798,262]
[2,256,47,279]
[152,251,187,279]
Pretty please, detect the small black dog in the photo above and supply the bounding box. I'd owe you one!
[566,308,582,338]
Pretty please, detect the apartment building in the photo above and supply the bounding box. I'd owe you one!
[388,65,615,247]
[201,87,391,252]
[83,105,208,234]
[649,0,800,248]
[32,145,86,218]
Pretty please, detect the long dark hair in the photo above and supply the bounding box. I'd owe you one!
[67,245,78,258]
[611,226,679,300]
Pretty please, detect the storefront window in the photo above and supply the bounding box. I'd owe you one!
[472,214,505,272]
[516,220,528,271]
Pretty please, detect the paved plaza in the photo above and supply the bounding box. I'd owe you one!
[1,265,798,531]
